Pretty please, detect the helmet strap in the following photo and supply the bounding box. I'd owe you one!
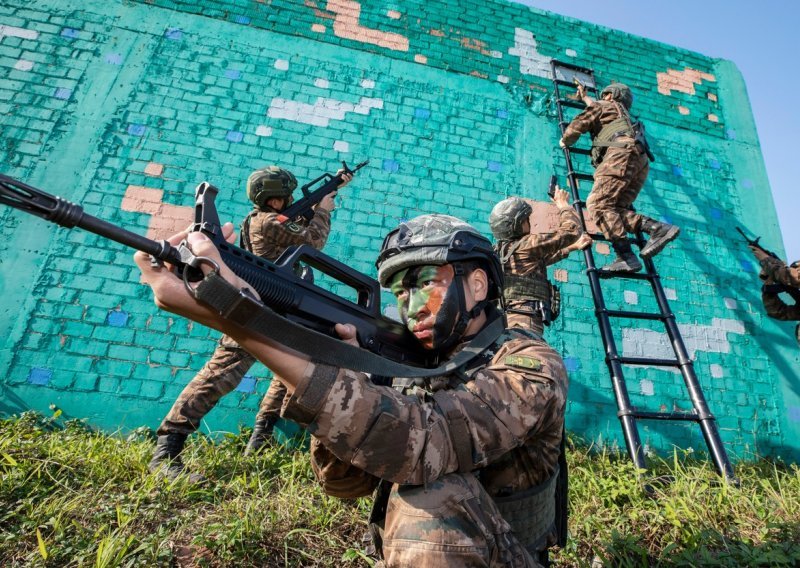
[434,263,488,354]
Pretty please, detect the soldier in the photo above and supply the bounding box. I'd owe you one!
[489,189,592,336]
[559,83,680,273]
[148,165,351,480]
[750,246,800,341]
[135,214,569,566]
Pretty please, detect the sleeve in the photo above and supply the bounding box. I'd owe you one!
[762,286,800,321]
[282,339,568,486]
[561,104,603,146]
[517,208,582,266]
[250,208,332,257]
[760,258,800,287]
[309,436,381,498]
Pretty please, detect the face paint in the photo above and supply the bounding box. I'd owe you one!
[389,264,462,350]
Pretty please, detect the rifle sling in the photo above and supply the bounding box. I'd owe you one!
[193,271,505,378]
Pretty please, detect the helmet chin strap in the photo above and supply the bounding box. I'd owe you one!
[434,263,488,355]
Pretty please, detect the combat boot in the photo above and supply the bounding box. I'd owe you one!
[640,221,680,259]
[602,240,642,274]
[244,416,276,455]
[148,433,205,483]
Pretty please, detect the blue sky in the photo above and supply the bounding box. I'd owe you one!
[510,0,797,262]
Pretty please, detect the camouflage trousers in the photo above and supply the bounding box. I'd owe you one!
[379,472,540,568]
[586,144,653,242]
[158,334,288,436]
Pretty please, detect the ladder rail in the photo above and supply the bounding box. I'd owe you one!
[549,60,736,481]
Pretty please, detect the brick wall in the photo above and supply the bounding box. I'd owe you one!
[1,0,797,461]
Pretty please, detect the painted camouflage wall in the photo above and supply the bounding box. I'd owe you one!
[1,0,797,461]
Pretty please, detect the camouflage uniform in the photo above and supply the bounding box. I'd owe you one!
[157,205,332,437]
[289,331,568,567]
[282,214,569,567]
[759,259,800,323]
[757,257,800,288]
[562,99,654,242]
[498,208,582,335]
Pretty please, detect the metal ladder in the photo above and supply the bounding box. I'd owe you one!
[550,59,735,480]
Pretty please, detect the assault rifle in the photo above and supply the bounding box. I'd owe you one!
[0,173,436,369]
[279,160,368,224]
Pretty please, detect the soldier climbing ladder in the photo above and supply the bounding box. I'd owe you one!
[549,60,736,481]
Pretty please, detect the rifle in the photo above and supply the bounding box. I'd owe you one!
[547,175,558,200]
[737,226,794,293]
[278,160,368,224]
[0,173,438,370]
[736,226,779,259]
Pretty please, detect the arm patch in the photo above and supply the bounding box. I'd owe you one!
[504,355,543,371]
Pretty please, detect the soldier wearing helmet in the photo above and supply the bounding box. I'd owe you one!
[149,165,351,480]
[559,82,680,273]
[136,213,569,567]
[490,189,591,336]
[749,246,800,344]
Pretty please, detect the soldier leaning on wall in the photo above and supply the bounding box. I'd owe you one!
[560,83,680,273]
[750,246,800,344]
[148,166,352,481]
[489,187,592,337]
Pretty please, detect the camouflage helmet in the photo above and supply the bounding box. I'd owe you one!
[246,166,298,208]
[376,214,503,301]
[601,83,634,109]
[489,197,532,241]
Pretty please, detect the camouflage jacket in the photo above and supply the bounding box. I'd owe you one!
[288,330,568,495]
[759,258,800,289]
[762,285,800,321]
[561,99,629,146]
[497,208,581,285]
[243,205,332,260]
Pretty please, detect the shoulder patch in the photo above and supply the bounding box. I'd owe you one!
[504,355,542,371]
[284,221,302,234]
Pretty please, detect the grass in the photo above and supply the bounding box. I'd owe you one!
[1,411,798,567]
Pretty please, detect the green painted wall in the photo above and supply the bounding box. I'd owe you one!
[1,0,797,462]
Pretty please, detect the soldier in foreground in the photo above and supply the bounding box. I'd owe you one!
[489,188,591,336]
[135,214,568,566]
[559,83,680,273]
[149,166,350,480]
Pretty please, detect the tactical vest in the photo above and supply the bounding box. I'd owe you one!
[368,327,562,558]
[504,272,561,324]
[591,102,653,166]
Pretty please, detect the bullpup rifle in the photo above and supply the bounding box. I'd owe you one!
[737,226,793,294]
[279,160,368,224]
[0,173,444,371]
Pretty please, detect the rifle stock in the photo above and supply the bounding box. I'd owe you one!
[0,173,431,367]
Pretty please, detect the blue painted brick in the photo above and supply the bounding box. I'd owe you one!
[105,53,123,65]
[54,88,72,100]
[61,28,80,38]
[414,108,431,119]
[487,161,502,172]
[226,130,243,143]
[234,15,251,24]
[28,367,52,386]
[165,28,182,40]
[236,375,257,393]
[671,165,683,177]
[224,69,241,80]
[128,124,146,136]
[107,310,129,327]
[382,159,400,173]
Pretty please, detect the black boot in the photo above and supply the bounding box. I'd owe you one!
[640,221,680,259]
[148,433,205,482]
[244,417,276,456]
[602,240,642,273]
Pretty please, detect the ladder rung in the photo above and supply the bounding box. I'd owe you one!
[617,356,681,367]
[554,78,598,91]
[551,60,596,76]
[630,410,699,422]
[605,310,666,321]
[568,172,594,182]
[558,99,586,109]
[566,147,592,156]
[594,270,654,281]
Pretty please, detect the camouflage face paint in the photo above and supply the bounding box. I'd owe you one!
[389,264,461,350]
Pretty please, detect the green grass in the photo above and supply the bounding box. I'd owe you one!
[1,412,798,567]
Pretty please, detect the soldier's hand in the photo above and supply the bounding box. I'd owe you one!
[558,138,567,149]
[319,191,338,212]
[133,227,257,332]
[334,323,359,347]
[576,84,586,99]
[552,187,570,208]
[337,170,354,189]
[748,244,770,262]
[574,233,593,250]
